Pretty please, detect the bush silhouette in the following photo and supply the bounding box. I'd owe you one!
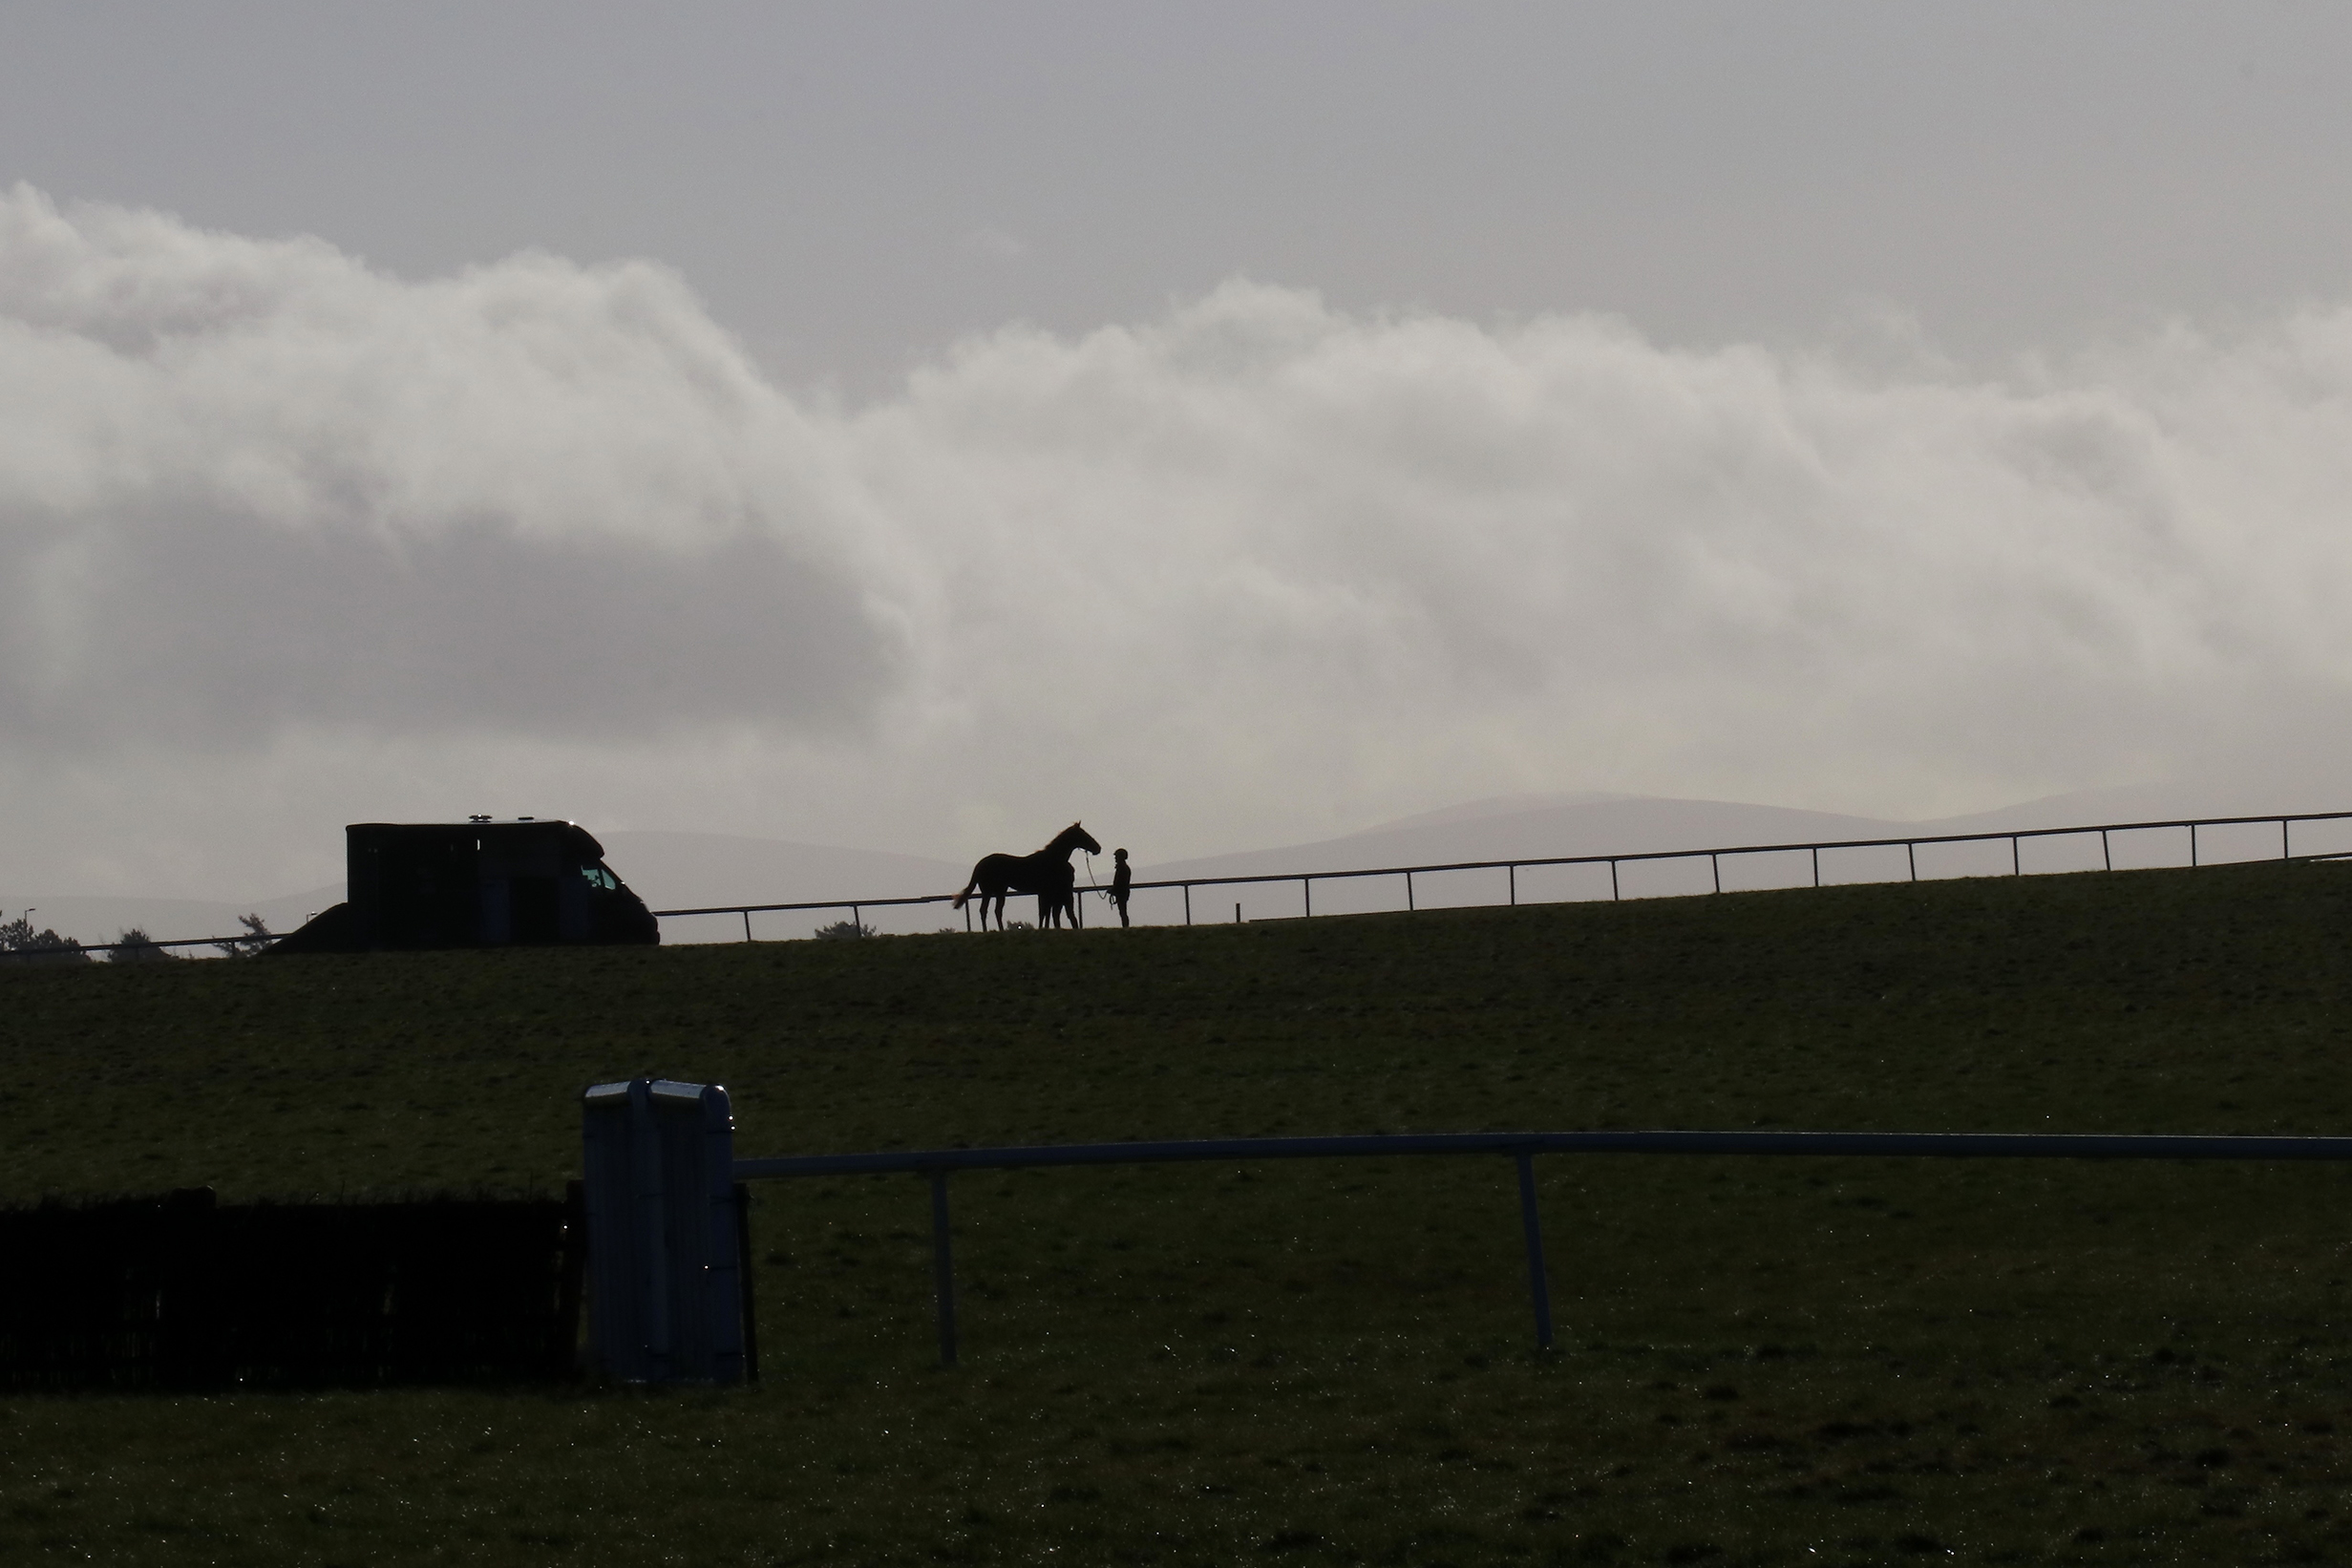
[0,917,88,964]
[108,928,173,963]
[213,914,273,959]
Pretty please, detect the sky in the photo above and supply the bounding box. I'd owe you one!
[4,3,2352,899]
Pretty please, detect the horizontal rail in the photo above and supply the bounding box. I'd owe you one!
[0,933,265,959]
[740,1126,2352,1365]
[51,808,2350,954]
[736,1128,2352,1180]
[1118,809,2352,893]
[655,892,956,919]
[654,808,2352,930]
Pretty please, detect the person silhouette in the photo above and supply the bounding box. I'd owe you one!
[1109,848,1133,927]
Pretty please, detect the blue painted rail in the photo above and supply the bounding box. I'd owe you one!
[735,1129,2352,1366]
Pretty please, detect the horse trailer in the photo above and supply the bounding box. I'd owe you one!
[270,819,659,953]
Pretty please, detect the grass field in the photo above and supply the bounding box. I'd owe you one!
[7,859,2352,1565]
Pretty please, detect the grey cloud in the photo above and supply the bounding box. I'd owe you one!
[9,188,2352,899]
[855,283,2352,828]
[0,184,901,752]
[0,502,888,748]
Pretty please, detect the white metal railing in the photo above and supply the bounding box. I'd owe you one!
[33,807,2344,957]
[653,808,2352,940]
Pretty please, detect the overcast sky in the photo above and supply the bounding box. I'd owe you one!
[5,3,2352,899]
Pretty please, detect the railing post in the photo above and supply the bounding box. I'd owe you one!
[580,1079,745,1384]
[648,812,2352,948]
[1515,1153,1553,1351]
[851,903,861,933]
[930,1171,958,1367]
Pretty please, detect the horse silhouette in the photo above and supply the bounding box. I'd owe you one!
[951,822,1101,931]
[1039,858,1083,929]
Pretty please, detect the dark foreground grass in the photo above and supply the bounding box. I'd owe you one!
[7,861,2352,1563]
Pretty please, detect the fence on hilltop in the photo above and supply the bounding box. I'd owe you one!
[27,807,2352,958]
[650,807,2352,943]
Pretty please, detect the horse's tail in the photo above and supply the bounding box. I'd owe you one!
[950,872,977,910]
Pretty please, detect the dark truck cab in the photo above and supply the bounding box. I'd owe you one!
[271,820,659,953]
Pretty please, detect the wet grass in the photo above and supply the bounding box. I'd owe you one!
[6,860,2352,1563]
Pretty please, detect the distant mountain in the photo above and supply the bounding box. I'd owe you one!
[595,830,965,940]
[1345,791,1642,833]
[1122,784,2352,922]
[1918,782,2352,837]
[28,780,2352,952]
[1121,795,1927,920]
[1141,795,1912,882]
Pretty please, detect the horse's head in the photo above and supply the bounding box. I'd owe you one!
[1055,821,1103,859]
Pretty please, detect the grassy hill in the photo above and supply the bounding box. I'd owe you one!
[6,860,2352,1565]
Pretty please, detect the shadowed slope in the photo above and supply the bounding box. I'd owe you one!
[5,861,2352,1564]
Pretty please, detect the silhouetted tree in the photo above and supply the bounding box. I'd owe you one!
[813,919,876,941]
[0,917,89,964]
[214,913,273,959]
[109,928,173,963]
